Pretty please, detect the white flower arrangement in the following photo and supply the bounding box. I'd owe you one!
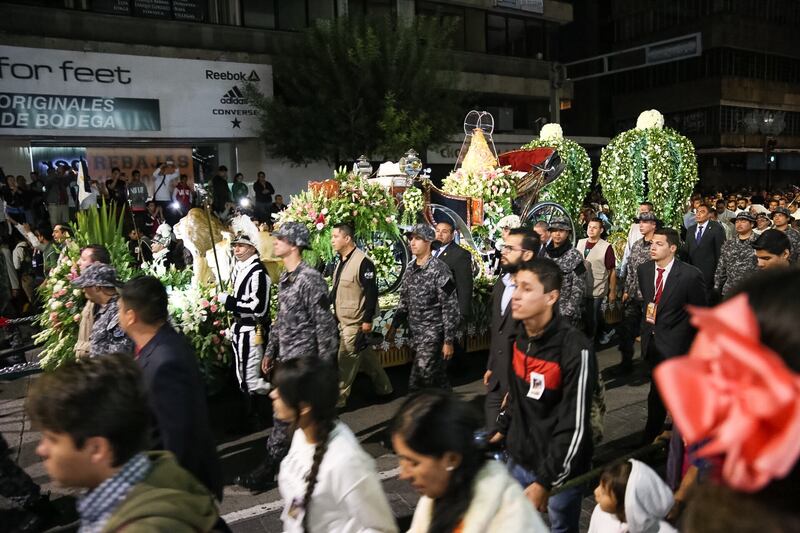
[636,109,665,130]
[521,136,592,223]
[539,123,564,140]
[599,124,698,229]
[497,214,521,230]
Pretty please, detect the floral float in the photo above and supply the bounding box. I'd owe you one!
[599,109,698,229]
[521,122,592,222]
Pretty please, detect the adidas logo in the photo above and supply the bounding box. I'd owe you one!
[220,86,247,105]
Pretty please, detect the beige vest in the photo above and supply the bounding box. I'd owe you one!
[577,238,611,298]
[75,300,95,358]
[335,248,369,327]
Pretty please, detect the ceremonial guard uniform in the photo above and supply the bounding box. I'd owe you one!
[714,212,758,298]
[391,224,460,390]
[219,234,271,395]
[71,263,133,357]
[543,218,586,325]
[237,222,338,491]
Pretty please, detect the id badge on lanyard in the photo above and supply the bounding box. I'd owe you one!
[645,302,657,324]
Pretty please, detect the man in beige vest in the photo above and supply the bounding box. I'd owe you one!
[75,244,111,359]
[576,218,617,345]
[331,223,392,408]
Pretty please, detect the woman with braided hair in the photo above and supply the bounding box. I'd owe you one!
[273,357,397,533]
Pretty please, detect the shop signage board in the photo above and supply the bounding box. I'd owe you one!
[0,45,271,138]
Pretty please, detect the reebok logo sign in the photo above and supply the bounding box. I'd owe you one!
[220,86,247,104]
[205,69,261,82]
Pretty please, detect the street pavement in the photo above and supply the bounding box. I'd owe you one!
[1,341,654,532]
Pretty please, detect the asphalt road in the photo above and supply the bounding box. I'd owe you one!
[1,343,654,532]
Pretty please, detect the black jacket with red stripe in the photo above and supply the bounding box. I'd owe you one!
[502,316,596,490]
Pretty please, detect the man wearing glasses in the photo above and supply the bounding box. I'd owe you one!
[484,227,540,434]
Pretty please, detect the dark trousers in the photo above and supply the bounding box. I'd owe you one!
[618,299,642,363]
[484,383,506,433]
[643,338,668,442]
[582,297,606,343]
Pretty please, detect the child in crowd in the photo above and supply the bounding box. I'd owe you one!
[589,459,677,533]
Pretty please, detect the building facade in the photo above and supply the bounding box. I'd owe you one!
[561,0,800,190]
[0,0,574,195]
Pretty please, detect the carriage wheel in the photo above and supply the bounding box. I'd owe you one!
[524,202,576,245]
[361,232,410,295]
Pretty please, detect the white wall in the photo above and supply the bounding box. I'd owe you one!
[232,139,333,200]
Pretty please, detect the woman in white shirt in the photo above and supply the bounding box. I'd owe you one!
[272,357,397,533]
[392,391,547,533]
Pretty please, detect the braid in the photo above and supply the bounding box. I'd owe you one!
[301,417,336,533]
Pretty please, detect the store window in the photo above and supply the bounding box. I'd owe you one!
[486,14,505,55]
[242,0,276,28]
[349,0,395,18]
[277,0,306,30]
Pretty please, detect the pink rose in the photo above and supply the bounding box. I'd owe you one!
[49,312,58,321]
[65,301,73,309]
[210,304,218,313]
[213,320,221,327]
[200,299,210,308]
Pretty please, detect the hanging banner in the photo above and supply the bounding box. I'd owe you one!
[85,147,194,182]
[0,45,271,138]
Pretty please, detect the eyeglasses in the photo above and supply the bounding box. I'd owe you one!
[500,244,525,254]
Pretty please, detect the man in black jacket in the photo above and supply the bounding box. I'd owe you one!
[433,218,473,322]
[117,275,223,501]
[495,258,595,533]
[211,165,232,218]
[685,203,725,302]
[484,227,538,434]
[638,227,707,443]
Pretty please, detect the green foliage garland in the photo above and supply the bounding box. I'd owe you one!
[521,137,592,222]
[599,127,698,230]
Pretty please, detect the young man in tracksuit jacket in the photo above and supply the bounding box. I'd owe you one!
[496,257,596,533]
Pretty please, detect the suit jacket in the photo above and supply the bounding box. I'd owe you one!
[487,277,516,392]
[685,221,725,290]
[437,242,473,321]
[637,259,707,362]
[137,324,223,500]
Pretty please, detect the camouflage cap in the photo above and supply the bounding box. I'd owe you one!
[732,211,756,224]
[769,206,792,219]
[635,211,659,223]
[71,262,119,288]
[547,217,572,231]
[273,221,310,249]
[404,223,435,242]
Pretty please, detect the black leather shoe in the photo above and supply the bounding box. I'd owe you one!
[234,461,277,492]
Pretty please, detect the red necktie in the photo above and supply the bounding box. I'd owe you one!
[654,267,665,304]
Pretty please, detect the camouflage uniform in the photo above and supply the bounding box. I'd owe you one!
[543,248,586,325]
[0,434,40,511]
[618,237,653,363]
[89,296,133,357]
[262,223,338,463]
[714,233,758,298]
[391,245,460,391]
[71,263,133,357]
[784,226,800,264]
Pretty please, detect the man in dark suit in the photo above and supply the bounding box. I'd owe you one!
[434,219,474,323]
[484,227,539,434]
[118,275,223,501]
[638,227,707,443]
[685,203,725,301]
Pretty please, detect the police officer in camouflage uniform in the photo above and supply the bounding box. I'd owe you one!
[714,211,758,299]
[387,224,460,391]
[543,217,586,325]
[617,211,659,372]
[770,206,800,263]
[71,262,133,357]
[235,221,339,492]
